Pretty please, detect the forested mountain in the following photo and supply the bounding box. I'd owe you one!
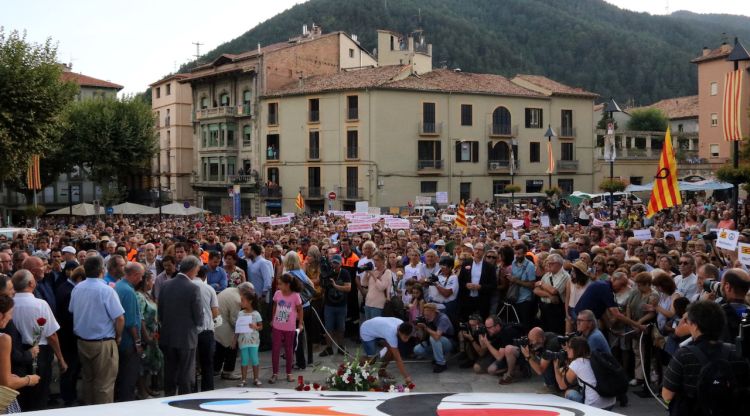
[182,0,750,105]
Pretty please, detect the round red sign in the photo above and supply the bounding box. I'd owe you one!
[328,191,337,200]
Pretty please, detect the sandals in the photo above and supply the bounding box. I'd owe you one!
[286,374,295,382]
[268,374,278,384]
[499,374,514,385]
[254,379,262,387]
[237,380,247,387]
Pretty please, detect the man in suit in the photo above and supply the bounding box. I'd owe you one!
[55,262,84,406]
[457,243,497,320]
[158,255,203,396]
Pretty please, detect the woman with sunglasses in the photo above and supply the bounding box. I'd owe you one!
[591,255,609,281]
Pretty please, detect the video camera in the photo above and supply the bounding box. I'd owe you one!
[356,262,374,273]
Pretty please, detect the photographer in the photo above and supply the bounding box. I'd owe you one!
[457,314,482,368]
[475,316,524,376]
[717,268,750,345]
[413,303,455,373]
[553,336,616,410]
[319,254,351,357]
[501,327,558,390]
[426,257,459,321]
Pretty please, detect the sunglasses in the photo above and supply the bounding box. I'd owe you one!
[607,263,617,267]
[485,255,497,259]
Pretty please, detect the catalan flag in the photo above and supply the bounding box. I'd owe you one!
[26,154,41,191]
[295,192,305,211]
[545,141,555,174]
[455,199,467,231]
[646,127,682,218]
[722,69,744,142]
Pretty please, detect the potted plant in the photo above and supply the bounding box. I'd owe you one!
[598,178,627,194]
[504,184,522,214]
[544,187,562,197]
[716,165,750,186]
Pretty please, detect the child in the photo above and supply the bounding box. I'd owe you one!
[270,273,303,384]
[408,284,425,324]
[234,291,263,386]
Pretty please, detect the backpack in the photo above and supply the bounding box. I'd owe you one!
[687,344,742,416]
[583,350,629,398]
[294,274,316,305]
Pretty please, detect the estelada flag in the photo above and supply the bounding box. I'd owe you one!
[455,199,467,231]
[722,69,744,142]
[646,127,682,218]
[545,141,555,174]
[26,154,41,191]
[295,192,305,211]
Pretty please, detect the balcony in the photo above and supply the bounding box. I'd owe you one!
[268,114,279,126]
[308,110,320,123]
[417,159,444,173]
[259,185,283,198]
[307,147,320,160]
[418,122,442,136]
[488,124,518,138]
[558,126,576,138]
[165,117,171,127]
[347,107,359,120]
[487,159,510,173]
[345,147,359,160]
[237,104,252,117]
[595,147,661,160]
[302,186,324,199]
[339,186,364,200]
[557,160,579,171]
[195,106,236,120]
[229,174,256,184]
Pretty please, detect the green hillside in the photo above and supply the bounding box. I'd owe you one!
[183,0,750,105]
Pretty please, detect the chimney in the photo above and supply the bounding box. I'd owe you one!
[257,43,261,54]
[702,46,710,56]
[297,72,304,88]
[303,24,308,35]
[351,34,358,42]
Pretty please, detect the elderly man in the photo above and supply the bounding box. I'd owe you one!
[413,303,455,373]
[104,255,126,286]
[193,264,219,391]
[61,246,77,263]
[534,253,569,335]
[12,269,67,410]
[22,256,57,314]
[674,255,699,302]
[70,255,124,405]
[457,242,496,320]
[214,282,255,380]
[158,256,203,396]
[141,243,160,277]
[114,262,144,401]
[0,252,12,274]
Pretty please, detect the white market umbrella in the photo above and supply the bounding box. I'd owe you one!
[159,202,209,216]
[111,202,159,215]
[47,203,98,216]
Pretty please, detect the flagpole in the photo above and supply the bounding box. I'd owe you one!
[732,57,740,226]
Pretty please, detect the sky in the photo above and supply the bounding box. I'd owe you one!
[2,0,749,95]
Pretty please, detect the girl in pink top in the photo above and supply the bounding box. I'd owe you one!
[270,273,303,384]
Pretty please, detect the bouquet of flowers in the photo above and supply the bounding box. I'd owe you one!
[297,353,415,393]
[31,317,46,374]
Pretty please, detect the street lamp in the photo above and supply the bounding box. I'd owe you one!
[726,38,750,226]
[544,125,556,189]
[604,97,622,214]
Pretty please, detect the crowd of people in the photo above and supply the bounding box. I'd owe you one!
[0,193,748,414]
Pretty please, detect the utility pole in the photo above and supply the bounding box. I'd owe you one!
[192,41,203,61]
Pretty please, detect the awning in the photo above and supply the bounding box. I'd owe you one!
[625,180,733,192]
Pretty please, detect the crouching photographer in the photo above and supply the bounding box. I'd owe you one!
[413,303,455,373]
[457,314,483,368]
[500,327,560,390]
[553,336,617,410]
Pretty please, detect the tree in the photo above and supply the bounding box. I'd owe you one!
[0,29,78,182]
[62,97,157,203]
[626,108,668,132]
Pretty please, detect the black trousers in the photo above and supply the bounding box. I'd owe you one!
[18,345,53,410]
[196,331,215,392]
[214,341,237,373]
[59,340,80,405]
[459,296,489,321]
[115,345,141,402]
[161,346,195,396]
[539,302,566,335]
[514,300,537,332]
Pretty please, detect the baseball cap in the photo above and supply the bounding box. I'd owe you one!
[435,239,446,246]
[61,246,76,254]
[331,254,343,264]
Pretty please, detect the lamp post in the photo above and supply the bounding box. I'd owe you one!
[604,97,622,214]
[726,38,750,226]
[544,125,556,189]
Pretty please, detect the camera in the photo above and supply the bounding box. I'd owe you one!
[703,232,717,241]
[703,279,723,297]
[542,350,568,362]
[356,262,374,273]
[459,322,470,332]
[513,336,529,347]
[415,316,427,325]
[426,274,440,285]
[557,332,579,347]
[476,325,487,336]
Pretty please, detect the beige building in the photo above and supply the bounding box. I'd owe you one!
[150,74,194,204]
[176,25,376,214]
[260,32,598,213]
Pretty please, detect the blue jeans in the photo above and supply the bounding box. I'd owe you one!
[362,338,384,356]
[566,389,583,403]
[414,336,453,365]
[364,306,382,321]
[324,305,347,333]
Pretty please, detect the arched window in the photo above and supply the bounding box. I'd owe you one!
[492,106,511,135]
[488,141,511,163]
[200,96,208,109]
[219,92,230,107]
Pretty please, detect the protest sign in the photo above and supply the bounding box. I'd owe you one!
[738,243,750,266]
[540,215,550,228]
[256,216,271,223]
[633,229,652,241]
[592,218,616,227]
[355,201,369,213]
[436,192,448,204]
[347,223,373,233]
[270,216,291,226]
[716,228,739,251]
[507,219,524,229]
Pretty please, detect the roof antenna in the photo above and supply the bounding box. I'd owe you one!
[192,41,203,60]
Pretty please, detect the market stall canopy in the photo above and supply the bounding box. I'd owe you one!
[111,202,159,215]
[47,203,98,216]
[625,179,733,192]
[567,191,594,205]
[158,202,209,216]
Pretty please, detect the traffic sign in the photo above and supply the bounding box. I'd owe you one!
[105,206,114,215]
[328,191,337,200]
[183,201,190,209]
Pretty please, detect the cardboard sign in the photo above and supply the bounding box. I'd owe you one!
[269,216,291,226]
[441,214,457,222]
[716,228,740,251]
[347,223,373,233]
[592,218,615,227]
[436,192,448,204]
[389,207,400,215]
[386,220,410,230]
[507,219,524,229]
[283,212,295,217]
[633,229,652,241]
[355,201,369,213]
[415,196,432,206]
[664,231,681,241]
[738,243,750,266]
[540,215,550,228]
[368,207,381,215]
[256,216,271,223]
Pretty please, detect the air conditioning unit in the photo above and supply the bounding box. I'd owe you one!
[490,162,500,170]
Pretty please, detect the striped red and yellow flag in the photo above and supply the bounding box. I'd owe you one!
[722,69,744,142]
[26,154,42,191]
[545,140,555,174]
[646,127,682,218]
[295,192,305,211]
[455,199,467,231]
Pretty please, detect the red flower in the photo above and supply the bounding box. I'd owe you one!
[303,385,311,391]
[312,383,320,389]
[347,376,353,383]
[36,317,46,326]
[337,369,344,376]
[295,385,303,391]
[367,376,376,383]
[408,383,416,389]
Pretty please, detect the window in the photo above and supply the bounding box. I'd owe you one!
[226,124,235,147]
[460,104,472,126]
[525,108,543,128]
[346,167,358,198]
[346,130,358,159]
[678,123,684,133]
[455,141,479,162]
[155,87,161,99]
[710,82,718,96]
[242,125,252,146]
[422,102,436,133]
[629,177,643,185]
[529,142,540,162]
[561,142,574,161]
[348,48,354,58]
[557,179,574,195]
[347,95,358,120]
[209,157,220,181]
[492,180,510,195]
[561,109,573,136]
[200,96,208,109]
[266,134,280,160]
[309,98,320,122]
[491,106,512,135]
[219,123,225,146]
[417,140,442,168]
[309,131,320,159]
[208,124,219,147]
[165,109,170,127]
[242,90,252,114]
[227,157,236,176]
[267,167,279,185]
[420,181,438,193]
[166,83,171,95]
[711,113,718,127]
[710,144,720,158]
[268,103,278,125]
[460,183,471,202]
[308,167,321,190]
[219,92,230,107]
[526,180,544,193]
[156,111,160,127]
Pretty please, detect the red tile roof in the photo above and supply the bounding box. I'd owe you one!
[691,45,732,63]
[264,65,410,97]
[385,69,543,97]
[61,71,123,90]
[633,95,698,120]
[513,74,598,98]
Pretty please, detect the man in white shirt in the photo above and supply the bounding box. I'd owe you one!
[359,316,413,385]
[418,249,441,282]
[427,257,459,319]
[674,255,699,302]
[356,241,376,297]
[11,269,67,410]
[194,266,219,392]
